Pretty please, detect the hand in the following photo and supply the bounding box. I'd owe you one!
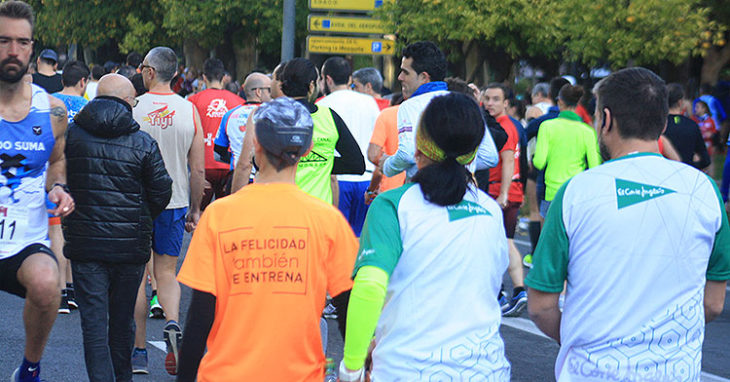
[364,190,378,205]
[378,154,389,172]
[496,193,508,209]
[185,208,201,232]
[47,186,74,217]
[338,360,365,382]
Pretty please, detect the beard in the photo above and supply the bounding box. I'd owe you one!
[599,139,611,161]
[0,57,28,83]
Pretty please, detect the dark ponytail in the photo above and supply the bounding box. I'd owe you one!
[412,93,485,206]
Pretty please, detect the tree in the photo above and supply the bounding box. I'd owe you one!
[698,0,729,85]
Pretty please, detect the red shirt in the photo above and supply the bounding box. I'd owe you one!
[575,103,593,125]
[488,114,523,203]
[188,89,245,170]
[375,97,390,111]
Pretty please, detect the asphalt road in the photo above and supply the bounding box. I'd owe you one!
[1,229,729,381]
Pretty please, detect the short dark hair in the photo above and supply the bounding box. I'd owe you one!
[485,83,509,100]
[549,77,570,103]
[412,92,484,206]
[273,61,287,80]
[39,58,55,66]
[146,46,178,83]
[0,1,34,31]
[594,67,667,141]
[126,52,143,68]
[131,73,147,97]
[352,67,383,94]
[667,83,684,108]
[61,60,89,87]
[117,65,136,79]
[203,58,226,82]
[558,84,584,107]
[91,65,105,80]
[445,76,477,103]
[402,41,447,82]
[280,58,317,98]
[321,57,351,86]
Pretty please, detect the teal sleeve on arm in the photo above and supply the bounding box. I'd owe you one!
[343,266,389,370]
[525,180,571,292]
[706,175,730,280]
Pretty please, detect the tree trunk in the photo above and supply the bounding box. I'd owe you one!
[233,35,257,82]
[701,44,730,86]
[183,39,207,72]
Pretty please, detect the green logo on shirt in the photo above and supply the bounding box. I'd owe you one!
[615,178,676,209]
[447,201,491,221]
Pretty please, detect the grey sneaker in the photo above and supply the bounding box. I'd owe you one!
[131,348,149,374]
[164,321,182,375]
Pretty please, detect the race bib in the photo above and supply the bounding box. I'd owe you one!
[0,204,30,257]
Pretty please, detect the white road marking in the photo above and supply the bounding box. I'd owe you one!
[148,340,166,352]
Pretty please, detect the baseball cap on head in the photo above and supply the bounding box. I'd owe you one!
[254,97,313,167]
[39,49,58,63]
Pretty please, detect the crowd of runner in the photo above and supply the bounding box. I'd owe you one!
[1,1,729,381]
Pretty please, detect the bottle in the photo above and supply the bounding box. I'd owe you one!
[324,357,337,382]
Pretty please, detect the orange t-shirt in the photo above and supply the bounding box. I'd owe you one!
[188,89,245,170]
[488,114,524,203]
[177,183,358,382]
[370,106,406,192]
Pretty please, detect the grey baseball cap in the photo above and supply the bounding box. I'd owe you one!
[254,97,313,166]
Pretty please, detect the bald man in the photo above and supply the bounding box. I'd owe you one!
[64,72,172,381]
[213,72,272,184]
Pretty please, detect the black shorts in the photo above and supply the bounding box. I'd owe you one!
[502,202,521,239]
[0,243,56,298]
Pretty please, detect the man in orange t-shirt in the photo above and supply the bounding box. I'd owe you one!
[188,58,245,209]
[176,97,358,382]
[365,104,406,202]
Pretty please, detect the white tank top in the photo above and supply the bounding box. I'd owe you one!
[133,92,196,209]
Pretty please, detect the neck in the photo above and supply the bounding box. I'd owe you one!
[206,80,223,90]
[149,81,173,93]
[38,66,55,76]
[330,84,349,92]
[60,87,82,97]
[610,139,660,159]
[668,106,681,114]
[0,80,27,103]
[254,165,297,185]
[561,106,577,112]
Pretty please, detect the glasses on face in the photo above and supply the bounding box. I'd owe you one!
[138,63,155,72]
[0,36,33,51]
[252,87,271,92]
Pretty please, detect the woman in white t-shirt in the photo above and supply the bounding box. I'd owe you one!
[340,92,511,381]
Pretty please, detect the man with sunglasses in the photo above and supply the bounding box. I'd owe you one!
[213,72,272,184]
[132,46,205,375]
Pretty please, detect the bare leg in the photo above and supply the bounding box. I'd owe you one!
[153,253,180,323]
[17,253,60,362]
[48,224,67,290]
[506,239,524,288]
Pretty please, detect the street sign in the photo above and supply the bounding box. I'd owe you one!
[307,36,394,55]
[308,15,388,35]
[309,0,385,12]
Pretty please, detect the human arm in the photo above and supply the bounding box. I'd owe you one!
[532,127,548,171]
[497,150,514,208]
[331,175,339,207]
[331,110,366,175]
[213,109,232,164]
[367,143,383,166]
[474,125,499,170]
[527,289,561,343]
[186,108,205,231]
[177,289,216,381]
[47,97,74,217]
[364,169,383,205]
[142,139,173,219]
[693,123,712,170]
[585,128,602,168]
[382,105,414,177]
[704,281,726,323]
[231,113,256,193]
[659,136,681,162]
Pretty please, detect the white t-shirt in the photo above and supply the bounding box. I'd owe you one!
[134,92,196,209]
[526,153,730,382]
[317,89,379,182]
[354,183,511,381]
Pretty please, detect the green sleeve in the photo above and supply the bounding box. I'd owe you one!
[705,175,730,280]
[525,180,571,292]
[352,184,411,278]
[343,266,389,370]
[585,128,602,169]
[532,124,548,171]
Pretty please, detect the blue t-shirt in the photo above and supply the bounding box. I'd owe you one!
[53,93,88,124]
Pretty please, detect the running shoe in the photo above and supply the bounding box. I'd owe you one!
[163,321,182,375]
[522,254,533,269]
[131,348,149,374]
[498,291,510,313]
[149,295,165,319]
[58,295,70,315]
[66,288,78,310]
[323,302,338,319]
[503,291,528,317]
[11,367,45,382]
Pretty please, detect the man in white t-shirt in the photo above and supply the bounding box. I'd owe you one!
[317,57,380,237]
[131,46,205,375]
[526,67,730,382]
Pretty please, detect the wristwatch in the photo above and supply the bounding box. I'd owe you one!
[52,183,71,193]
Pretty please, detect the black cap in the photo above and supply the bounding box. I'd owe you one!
[254,97,313,166]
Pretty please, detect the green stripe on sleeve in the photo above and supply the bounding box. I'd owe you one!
[705,175,730,281]
[525,179,571,293]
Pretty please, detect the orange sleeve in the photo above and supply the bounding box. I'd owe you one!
[370,112,388,147]
[326,211,359,297]
[177,209,218,296]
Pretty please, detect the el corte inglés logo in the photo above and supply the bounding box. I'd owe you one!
[615,178,675,209]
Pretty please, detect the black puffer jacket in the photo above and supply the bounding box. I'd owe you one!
[63,96,172,264]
